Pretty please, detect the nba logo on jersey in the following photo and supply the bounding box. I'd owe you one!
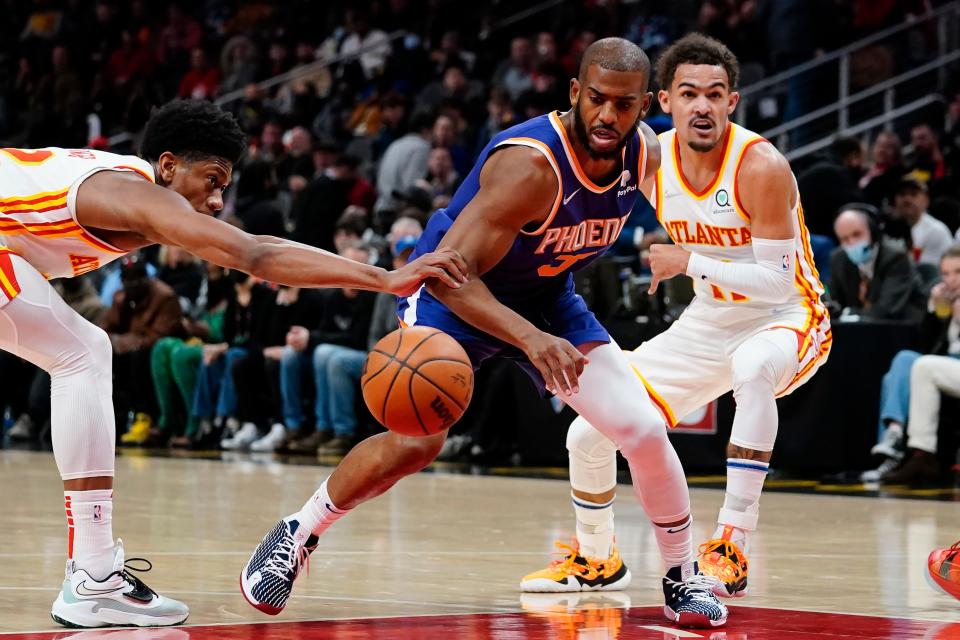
[781,254,791,272]
[93,504,102,523]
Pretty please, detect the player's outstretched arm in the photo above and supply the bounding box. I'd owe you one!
[76,171,467,296]
[424,146,587,395]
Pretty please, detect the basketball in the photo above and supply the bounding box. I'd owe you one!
[361,326,474,437]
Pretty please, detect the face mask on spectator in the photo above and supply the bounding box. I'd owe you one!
[844,240,873,266]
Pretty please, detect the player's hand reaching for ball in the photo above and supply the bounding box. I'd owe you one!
[648,244,692,295]
[521,331,589,396]
[385,247,469,297]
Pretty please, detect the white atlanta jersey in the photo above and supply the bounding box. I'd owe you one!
[650,124,827,325]
[0,147,153,305]
[628,124,831,423]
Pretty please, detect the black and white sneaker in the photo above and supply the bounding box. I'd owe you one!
[240,516,317,615]
[662,561,728,628]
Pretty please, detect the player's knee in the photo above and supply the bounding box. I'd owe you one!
[566,417,617,460]
[595,407,666,458]
[53,323,112,378]
[731,355,777,392]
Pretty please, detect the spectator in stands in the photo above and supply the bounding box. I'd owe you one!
[493,37,534,100]
[828,205,925,321]
[339,8,391,80]
[892,174,952,267]
[178,47,220,99]
[432,113,471,177]
[796,136,865,238]
[158,5,203,73]
[863,245,960,484]
[106,254,186,446]
[219,35,260,95]
[371,92,408,162]
[280,242,378,455]
[276,126,315,190]
[332,154,376,212]
[415,147,461,210]
[157,245,204,310]
[476,87,516,153]
[860,131,906,208]
[151,264,231,448]
[429,30,476,75]
[375,110,433,215]
[235,160,287,238]
[908,123,956,201]
[332,211,368,254]
[417,62,485,113]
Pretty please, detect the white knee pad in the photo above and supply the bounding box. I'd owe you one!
[567,416,618,494]
[728,330,796,452]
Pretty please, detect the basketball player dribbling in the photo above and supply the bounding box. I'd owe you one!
[242,38,728,629]
[522,34,831,600]
[0,100,467,628]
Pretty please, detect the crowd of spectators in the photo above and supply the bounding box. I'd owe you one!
[2,0,960,479]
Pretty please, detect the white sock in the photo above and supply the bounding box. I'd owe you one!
[571,493,614,559]
[296,479,349,537]
[716,458,769,548]
[653,514,694,569]
[64,490,115,581]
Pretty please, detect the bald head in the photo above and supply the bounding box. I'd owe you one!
[578,37,650,82]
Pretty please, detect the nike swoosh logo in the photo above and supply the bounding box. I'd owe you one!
[75,581,125,597]
[666,521,692,534]
[562,188,581,205]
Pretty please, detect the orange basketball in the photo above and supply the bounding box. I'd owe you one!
[361,326,474,437]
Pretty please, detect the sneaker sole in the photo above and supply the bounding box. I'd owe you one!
[520,568,632,593]
[51,594,188,628]
[663,605,727,628]
[240,567,283,615]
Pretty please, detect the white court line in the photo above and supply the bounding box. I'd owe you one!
[639,627,703,638]
[0,586,514,611]
[0,550,561,558]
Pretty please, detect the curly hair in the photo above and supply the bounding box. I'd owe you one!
[140,100,247,165]
[655,33,740,90]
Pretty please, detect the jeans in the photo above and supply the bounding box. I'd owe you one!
[279,343,366,436]
[192,346,248,419]
[878,350,922,440]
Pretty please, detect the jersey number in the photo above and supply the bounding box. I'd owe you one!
[710,284,749,302]
[0,148,54,165]
[538,251,598,277]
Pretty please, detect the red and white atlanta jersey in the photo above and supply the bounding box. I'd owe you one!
[0,147,153,304]
[650,124,826,324]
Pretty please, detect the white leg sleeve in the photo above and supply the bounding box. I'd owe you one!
[728,329,798,452]
[562,343,690,524]
[0,256,115,479]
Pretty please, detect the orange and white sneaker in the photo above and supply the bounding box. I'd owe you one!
[698,526,749,598]
[521,541,631,593]
[927,540,960,600]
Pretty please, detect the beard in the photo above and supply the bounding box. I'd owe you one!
[685,116,723,152]
[573,100,639,160]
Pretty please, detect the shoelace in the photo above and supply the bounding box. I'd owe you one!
[698,539,747,583]
[548,541,597,577]
[678,574,725,604]
[263,535,311,582]
[104,558,156,596]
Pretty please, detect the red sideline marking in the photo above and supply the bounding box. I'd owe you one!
[7,606,960,639]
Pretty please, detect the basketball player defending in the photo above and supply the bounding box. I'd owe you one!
[242,38,727,629]
[522,34,831,599]
[0,100,466,628]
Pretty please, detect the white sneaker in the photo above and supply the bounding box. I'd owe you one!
[871,426,904,460]
[250,423,287,452]
[221,422,259,450]
[861,456,900,482]
[51,539,188,628]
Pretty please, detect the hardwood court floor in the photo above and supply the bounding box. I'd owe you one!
[0,450,958,638]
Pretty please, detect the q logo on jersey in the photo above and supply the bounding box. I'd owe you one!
[715,189,729,207]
